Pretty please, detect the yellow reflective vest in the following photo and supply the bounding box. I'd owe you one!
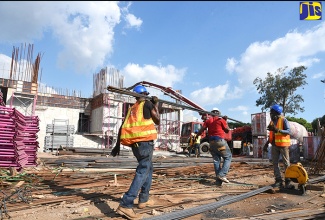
[189,133,201,146]
[120,101,157,146]
[269,116,290,147]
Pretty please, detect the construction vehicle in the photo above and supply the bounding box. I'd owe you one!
[231,125,252,155]
[107,81,244,153]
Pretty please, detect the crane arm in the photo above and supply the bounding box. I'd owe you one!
[125,81,205,111]
[107,85,246,125]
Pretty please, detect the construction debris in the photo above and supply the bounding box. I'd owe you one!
[0,152,324,220]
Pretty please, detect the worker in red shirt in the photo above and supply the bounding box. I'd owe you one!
[195,108,232,186]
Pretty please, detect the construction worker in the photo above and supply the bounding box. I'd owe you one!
[195,107,232,185]
[263,104,292,188]
[188,130,201,157]
[187,131,195,157]
[193,130,201,157]
[116,85,160,220]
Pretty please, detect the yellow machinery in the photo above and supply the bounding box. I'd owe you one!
[285,162,309,195]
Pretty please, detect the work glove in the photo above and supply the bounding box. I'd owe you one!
[111,124,122,157]
[222,115,228,121]
[151,96,159,105]
[111,143,120,157]
[263,143,269,153]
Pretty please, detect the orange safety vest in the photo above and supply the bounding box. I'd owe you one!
[120,101,157,146]
[268,117,291,147]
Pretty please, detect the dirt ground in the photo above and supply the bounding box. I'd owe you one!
[1,152,324,220]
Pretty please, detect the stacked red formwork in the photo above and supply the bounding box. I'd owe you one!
[303,136,321,160]
[0,106,39,169]
[251,112,270,158]
[23,116,40,166]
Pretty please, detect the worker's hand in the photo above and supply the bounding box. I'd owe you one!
[151,96,159,105]
[222,115,228,121]
[263,143,268,153]
[267,124,277,132]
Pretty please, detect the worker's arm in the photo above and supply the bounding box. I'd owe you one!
[222,117,230,133]
[263,140,269,152]
[279,118,290,134]
[150,96,160,125]
[195,127,206,140]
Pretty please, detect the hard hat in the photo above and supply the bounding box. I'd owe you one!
[211,107,219,112]
[133,85,149,95]
[195,130,198,133]
[271,104,282,115]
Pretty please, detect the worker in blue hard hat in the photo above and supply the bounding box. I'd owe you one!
[115,84,160,219]
[263,104,292,189]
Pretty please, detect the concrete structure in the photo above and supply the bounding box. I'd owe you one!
[0,44,184,153]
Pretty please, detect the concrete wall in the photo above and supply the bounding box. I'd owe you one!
[35,106,101,152]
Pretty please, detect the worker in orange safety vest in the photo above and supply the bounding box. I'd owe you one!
[263,104,292,189]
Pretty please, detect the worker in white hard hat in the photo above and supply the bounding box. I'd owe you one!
[195,107,232,186]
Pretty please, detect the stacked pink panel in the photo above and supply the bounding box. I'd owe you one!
[0,106,39,169]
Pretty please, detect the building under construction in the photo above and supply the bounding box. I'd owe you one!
[0,44,183,154]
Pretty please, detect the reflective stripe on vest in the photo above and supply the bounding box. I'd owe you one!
[120,101,157,146]
[269,117,290,147]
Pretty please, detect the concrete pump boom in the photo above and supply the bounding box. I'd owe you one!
[107,85,245,125]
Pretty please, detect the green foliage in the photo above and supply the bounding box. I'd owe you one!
[311,115,325,133]
[253,66,308,115]
[286,116,312,132]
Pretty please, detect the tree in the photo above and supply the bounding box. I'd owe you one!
[311,115,325,133]
[253,66,308,115]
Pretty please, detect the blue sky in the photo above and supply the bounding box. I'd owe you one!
[0,1,324,124]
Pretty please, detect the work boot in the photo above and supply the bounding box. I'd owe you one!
[138,199,155,209]
[216,179,223,187]
[217,175,230,183]
[116,205,142,220]
[272,179,283,188]
[285,179,295,189]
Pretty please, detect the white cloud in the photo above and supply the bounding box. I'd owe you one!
[226,21,325,88]
[125,14,143,29]
[122,63,186,88]
[190,84,227,107]
[312,71,324,79]
[120,2,142,30]
[189,82,243,107]
[0,2,141,75]
[225,57,237,73]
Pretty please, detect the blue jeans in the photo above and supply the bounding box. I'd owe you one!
[209,139,232,178]
[120,141,154,208]
[271,145,290,181]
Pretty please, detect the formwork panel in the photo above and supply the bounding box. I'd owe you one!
[303,136,321,160]
[251,112,270,136]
